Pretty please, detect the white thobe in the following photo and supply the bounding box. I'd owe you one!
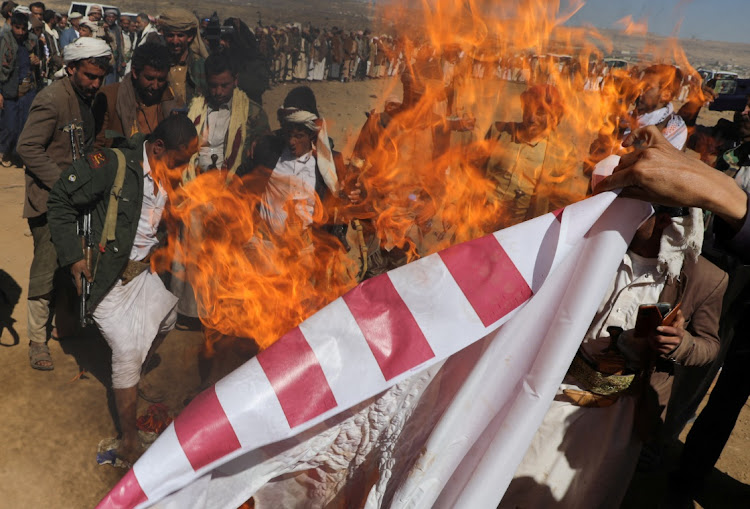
[197,99,232,171]
[259,147,317,236]
[93,144,177,389]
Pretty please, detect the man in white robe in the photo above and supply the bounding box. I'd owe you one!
[47,114,199,465]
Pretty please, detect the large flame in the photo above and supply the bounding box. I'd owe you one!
[155,0,703,351]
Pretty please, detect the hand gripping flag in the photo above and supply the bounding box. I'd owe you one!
[99,192,652,509]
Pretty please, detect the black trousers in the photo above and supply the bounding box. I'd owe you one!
[675,329,750,492]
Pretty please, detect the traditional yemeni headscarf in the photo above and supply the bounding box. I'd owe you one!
[590,155,703,281]
[277,86,338,193]
[79,18,98,32]
[657,207,704,281]
[159,8,197,32]
[159,8,209,58]
[63,36,111,63]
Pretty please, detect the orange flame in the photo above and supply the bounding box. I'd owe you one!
[154,0,703,352]
[615,15,649,36]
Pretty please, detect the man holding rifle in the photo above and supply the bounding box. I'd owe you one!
[47,114,198,465]
[17,37,110,370]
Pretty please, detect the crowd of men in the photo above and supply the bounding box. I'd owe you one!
[1,2,749,508]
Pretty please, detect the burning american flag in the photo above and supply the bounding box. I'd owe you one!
[99,193,651,508]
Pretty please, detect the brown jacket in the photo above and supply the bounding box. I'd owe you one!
[639,255,728,437]
[92,73,182,149]
[17,76,82,219]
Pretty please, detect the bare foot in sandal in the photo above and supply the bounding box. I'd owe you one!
[116,436,141,466]
[29,341,54,371]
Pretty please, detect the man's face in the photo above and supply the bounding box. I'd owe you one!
[70,17,80,29]
[105,13,116,26]
[635,73,667,115]
[164,31,192,59]
[733,98,750,140]
[136,16,148,31]
[522,101,553,139]
[285,126,314,158]
[89,11,101,22]
[207,70,236,108]
[69,60,107,99]
[11,23,26,41]
[165,142,198,170]
[132,65,168,105]
[152,137,199,185]
[58,16,67,29]
[119,17,130,32]
[30,6,42,20]
[631,212,673,246]
[78,25,92,37]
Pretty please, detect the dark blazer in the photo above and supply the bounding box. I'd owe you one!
[17,77,83,218]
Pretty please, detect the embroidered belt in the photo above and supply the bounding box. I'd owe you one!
[567,354,636,396]
[121,259,150,285]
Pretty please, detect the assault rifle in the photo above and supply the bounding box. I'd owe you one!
[63,121,93,327]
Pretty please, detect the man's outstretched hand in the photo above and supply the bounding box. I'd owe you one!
[594,125,747,230]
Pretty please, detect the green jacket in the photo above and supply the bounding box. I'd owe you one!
[185,50,206,104]
[47,133,152,310]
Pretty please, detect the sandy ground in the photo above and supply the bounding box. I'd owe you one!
[1,78,749,509]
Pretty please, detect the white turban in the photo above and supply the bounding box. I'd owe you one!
[278,107,339,193]
[63,37,112,63]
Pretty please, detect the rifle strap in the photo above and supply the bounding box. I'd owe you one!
[94,148,127,279]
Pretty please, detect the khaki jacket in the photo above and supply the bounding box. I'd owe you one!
[92,73,182,148]
[17,76,83,218]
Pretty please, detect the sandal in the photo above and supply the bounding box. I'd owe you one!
[29,341,54,371]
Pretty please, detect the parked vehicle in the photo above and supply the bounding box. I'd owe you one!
[709,78,750,112]
[697,68,739,84]
[68,2,120,18]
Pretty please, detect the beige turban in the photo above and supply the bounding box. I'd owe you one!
[159,8,198,32]
[79,19,97,32]
[63,36,112,63]
[158,8,209,58]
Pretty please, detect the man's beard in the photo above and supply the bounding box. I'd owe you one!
[137,87,163,106]
[73,81,97,101]
[168,44,187,61]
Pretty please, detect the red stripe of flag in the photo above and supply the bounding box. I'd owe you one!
[439,234,532,327]
[95,469,148,508]
[174,386,242,471]
[343,275,435,381]
[257,327,338,428]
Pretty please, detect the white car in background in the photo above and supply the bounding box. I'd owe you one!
[67,2,119,18]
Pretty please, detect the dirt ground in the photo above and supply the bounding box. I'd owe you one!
[1,78,749,509]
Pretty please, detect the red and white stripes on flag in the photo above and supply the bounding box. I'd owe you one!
[98,192,652,509]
